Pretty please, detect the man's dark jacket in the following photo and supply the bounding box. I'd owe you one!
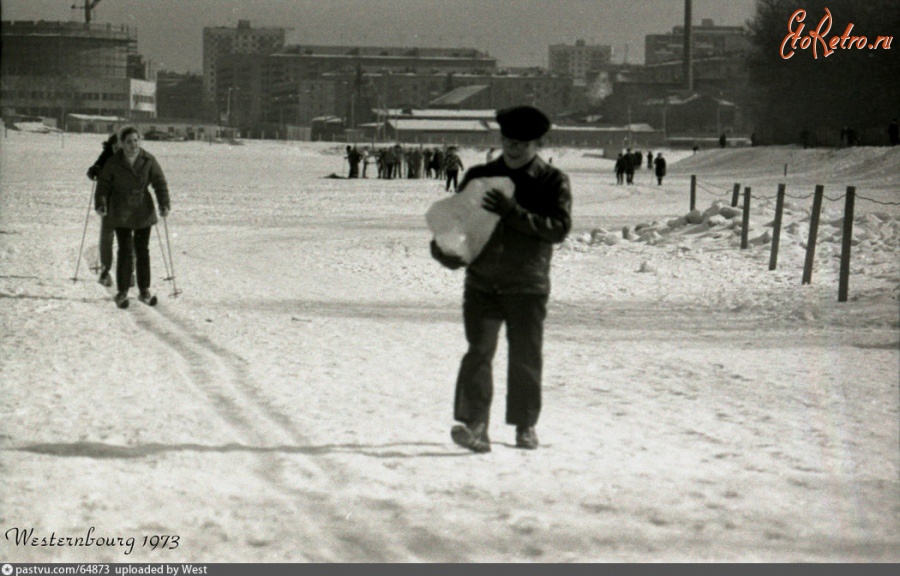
[456,155,572,295]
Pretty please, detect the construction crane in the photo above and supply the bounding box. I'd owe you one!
[71,0,103,25]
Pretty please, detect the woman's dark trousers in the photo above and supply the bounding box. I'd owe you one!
[114,226,152,293]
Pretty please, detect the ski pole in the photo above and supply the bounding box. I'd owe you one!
[155,223,173,281]
[71,179,97,283]
[161,215,182,298]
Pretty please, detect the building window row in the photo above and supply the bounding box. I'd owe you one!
[15,107,124,117]
[0,90,129,101]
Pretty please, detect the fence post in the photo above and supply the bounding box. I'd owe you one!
[690,175,697,211]
[802,185,825,285]
[838,186,856,302]
[740,187,752,249]
[769,184,786,270]
[731,183,741,207]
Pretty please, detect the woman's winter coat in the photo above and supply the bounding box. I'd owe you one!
[96,149,170,230]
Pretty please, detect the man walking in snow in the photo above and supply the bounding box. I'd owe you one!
[430,105,572,453]
[614,153,626,185]
[624,148,635,185]
[346,145,362,178]
[88,133,119,286]
[654,152,667,185]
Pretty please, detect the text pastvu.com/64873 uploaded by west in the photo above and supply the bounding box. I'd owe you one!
[2,563,209,576]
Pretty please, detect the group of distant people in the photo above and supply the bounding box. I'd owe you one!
[614,148,667,186]
[798,119,899,149]
[344,144,466,191]
[839,120,900,148]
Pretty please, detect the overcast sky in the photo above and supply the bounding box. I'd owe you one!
[2,0,757,73]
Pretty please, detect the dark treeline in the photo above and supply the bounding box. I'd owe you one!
[746,0,900,146]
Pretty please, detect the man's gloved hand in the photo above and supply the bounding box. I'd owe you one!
[481,188,516,217]
[87,166,100,180]
[159,206,170,218]
[430,239,465,270]
[95,203,107,217]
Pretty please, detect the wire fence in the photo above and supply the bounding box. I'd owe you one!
[693,177,900,207]
[686,174,897,302]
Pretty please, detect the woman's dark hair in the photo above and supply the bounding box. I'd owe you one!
[119,125,140,141]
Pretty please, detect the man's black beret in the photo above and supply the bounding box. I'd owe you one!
[496,105,551,141]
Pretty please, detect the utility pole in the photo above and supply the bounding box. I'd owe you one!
[627,104,633,147]
[683,0,693,92]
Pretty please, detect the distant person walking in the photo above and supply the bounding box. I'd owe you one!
[408,146,423,178]
[444,146,464,192]
[614,153,626,185]
[432,148,445,180]
[346,145,362,178]
[361,147,371,178]
[95,126,171,309]
[624,148,635,185]
[646,150,653,169]
[382,146,396,179]
[430,105,572,453]
[423,148,435,178]
[392,144,404,179]
[653,152,667,185]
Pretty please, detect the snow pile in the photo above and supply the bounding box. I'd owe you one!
[560,196,898,325]
[9,122,63,134]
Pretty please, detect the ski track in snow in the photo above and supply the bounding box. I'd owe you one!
[99,290,462,561]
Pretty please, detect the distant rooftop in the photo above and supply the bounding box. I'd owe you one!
[1,19,137,40]
[374,109,497,120]
[277,45,492,60]
[429,85,489,107]
[645,93,736,107]
[389,119,490,132]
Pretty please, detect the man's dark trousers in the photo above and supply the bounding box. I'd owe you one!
[99,216,115,272]
[454,286,548,428]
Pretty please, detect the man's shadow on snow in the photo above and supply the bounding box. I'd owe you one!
[11,441,475,459]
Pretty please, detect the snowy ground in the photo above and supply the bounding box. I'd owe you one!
[1,132,898,562]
